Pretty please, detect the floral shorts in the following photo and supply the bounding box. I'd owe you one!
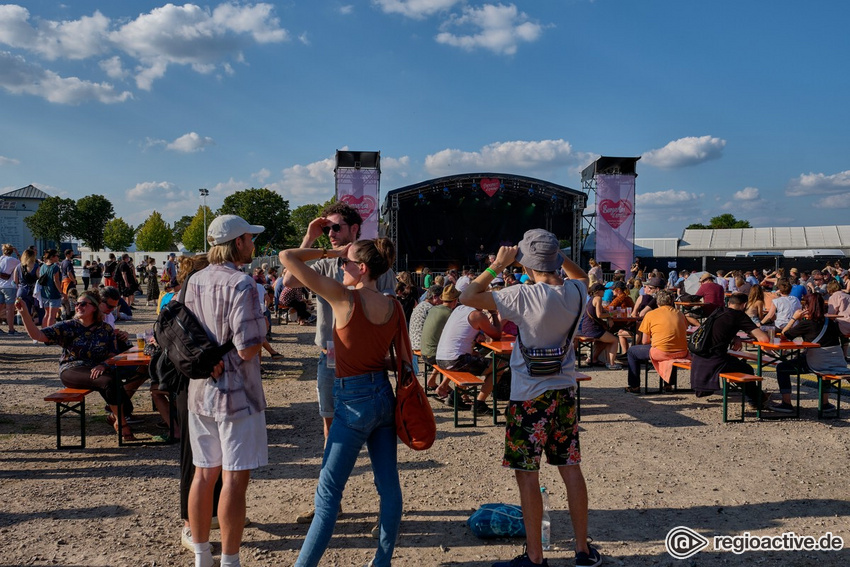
[502,387,581,471]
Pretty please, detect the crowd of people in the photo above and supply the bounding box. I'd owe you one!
[7,223,850,567]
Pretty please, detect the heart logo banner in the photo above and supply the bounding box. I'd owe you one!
[480,178,500,197]
[595,174,635,272]
[341,194,377,222]
[598,199,632,229]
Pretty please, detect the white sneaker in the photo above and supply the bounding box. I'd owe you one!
[181,525,193,552]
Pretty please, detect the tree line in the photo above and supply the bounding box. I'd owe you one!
[24,188,334,254]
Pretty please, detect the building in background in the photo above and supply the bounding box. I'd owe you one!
[0,185,50,252]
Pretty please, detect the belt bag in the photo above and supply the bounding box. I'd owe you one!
[517,334,569,376]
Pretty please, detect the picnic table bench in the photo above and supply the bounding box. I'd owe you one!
[44,388,95,449]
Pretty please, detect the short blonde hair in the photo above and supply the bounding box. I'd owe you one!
[207,239,241,265]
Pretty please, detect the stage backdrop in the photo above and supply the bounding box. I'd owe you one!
[596,174,635,271]
[337,168,380,240]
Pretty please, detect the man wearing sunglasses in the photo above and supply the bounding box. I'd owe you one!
[282,201,396,525]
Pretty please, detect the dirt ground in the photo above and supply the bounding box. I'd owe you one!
[1,299,849,567]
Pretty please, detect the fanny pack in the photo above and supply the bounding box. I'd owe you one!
[516,285,582,377]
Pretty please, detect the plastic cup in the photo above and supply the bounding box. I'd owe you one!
[135,333,145,350]
[326,341,336,368]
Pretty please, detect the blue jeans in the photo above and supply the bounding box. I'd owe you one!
[295,371,402,567]
[317,351,335,418]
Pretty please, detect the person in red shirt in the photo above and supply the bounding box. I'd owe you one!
[696,272,725,316]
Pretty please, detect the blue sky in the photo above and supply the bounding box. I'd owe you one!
[1,0,849,238]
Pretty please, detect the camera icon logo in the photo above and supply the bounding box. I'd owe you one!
[665,526,709,559]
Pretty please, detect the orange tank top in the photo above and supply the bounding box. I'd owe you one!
[332,290,400,378]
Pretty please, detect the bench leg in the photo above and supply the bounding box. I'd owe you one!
[54,398,86,450]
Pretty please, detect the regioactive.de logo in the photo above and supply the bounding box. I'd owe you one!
[665,526,710,559]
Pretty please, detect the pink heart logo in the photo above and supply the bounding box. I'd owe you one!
[340,194,377,220]
[598,199,632,229]
[480,178,500,197]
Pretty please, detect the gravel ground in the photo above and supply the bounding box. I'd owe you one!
[1,299,849,566]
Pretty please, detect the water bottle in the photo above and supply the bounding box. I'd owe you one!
[540,486,551,550]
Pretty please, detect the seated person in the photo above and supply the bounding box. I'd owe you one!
[745,285,767,326]
[760,279,801,329]
[608,281,635,355]
[826,279,850,337]
[625,290,689,393]
[435,294,503,414]
[695,272,725,316]
[632,276,663,318]
[15,291,140,440]
[419,285,461,398]
[578,283,621,369]
[773,293,847,414]
[280,284,312,325]
[690,293,769,405]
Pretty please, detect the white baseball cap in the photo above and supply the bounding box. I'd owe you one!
[207,214,265,246]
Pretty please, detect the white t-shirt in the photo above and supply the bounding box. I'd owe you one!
[773,295,802,328]
[436,305,478,361]
[493,279,586,401]
[0,255,20,289]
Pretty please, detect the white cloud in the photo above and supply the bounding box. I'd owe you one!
[435,4,544,55]
[98,55,129,79]
[425,139,577,176]
[373,0,460,19]
[0,51,132,104]
[636,189,701,207]
[0,155,20,166]
[0,5,110,60]
[126,181,185,202]
[785,170,850,197]
[298,32,310,46]
[0,3,288,97]
[641,135,726,169]
[253,168,271,183]
[339,5,355,16]
[732,187,759,201]
[814,193,850,209]
[166,132,215,153]
[270,156,337,205]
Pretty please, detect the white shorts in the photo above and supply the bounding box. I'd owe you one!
[189,411,268,471]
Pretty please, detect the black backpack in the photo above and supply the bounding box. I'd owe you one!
[153,270,234,383]
[687,306,725,357]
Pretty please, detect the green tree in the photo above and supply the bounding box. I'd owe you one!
[24,195,77,245]
[217,187,294,253]
[135,211,174,251]
[103,217,135,252]
[289,203,331,248]
[72,195,114,251]
[181,206,215,253]
[171,215,194,246]
[687,213,752,230]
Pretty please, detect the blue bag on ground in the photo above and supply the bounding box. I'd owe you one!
[467,503,526,538]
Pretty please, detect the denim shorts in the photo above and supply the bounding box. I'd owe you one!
[0,288,15,304]
[44,297,62,308]
[502,387,581,471]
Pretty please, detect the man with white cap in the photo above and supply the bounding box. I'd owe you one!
[461,229,602,567]
[185,214,268,567]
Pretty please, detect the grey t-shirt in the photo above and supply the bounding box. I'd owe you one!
[310,257,397,349]
[493,279,587,401]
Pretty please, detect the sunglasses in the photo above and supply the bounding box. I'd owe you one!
[101,300,118,312]
[340,258,360,267]
[322,223,347,235]
[76,301,96,309]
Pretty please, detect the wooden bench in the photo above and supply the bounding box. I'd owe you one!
[727,349,777,366]
[574,336,596,368]
[44,388,95,449]
[814,374,848,419]
[413,350,438,398]
[432,365,486,427]
[719,372,764,423]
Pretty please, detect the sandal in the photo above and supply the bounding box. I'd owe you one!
[624,386,641,394]
[114,422,136,441]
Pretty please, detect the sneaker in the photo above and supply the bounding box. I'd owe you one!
[575,545,603,567]
[821,402,837,414]
[492,552,549,567]
[7,329,17,335]
[748,392,770,410]
[605,363,623,370]
[181,525,193,552]
[769,402,794,413]
[474,401,492,415]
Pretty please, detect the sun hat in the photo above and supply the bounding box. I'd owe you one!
[515,229,564,272]
[588,283,605,294]
[646,277,664,288]
[699,272,715,282]
[207,214,265,246]
[441,283,460,301]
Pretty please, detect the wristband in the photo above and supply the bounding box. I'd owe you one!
[485,267,498,278]
[320,248,328,259]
